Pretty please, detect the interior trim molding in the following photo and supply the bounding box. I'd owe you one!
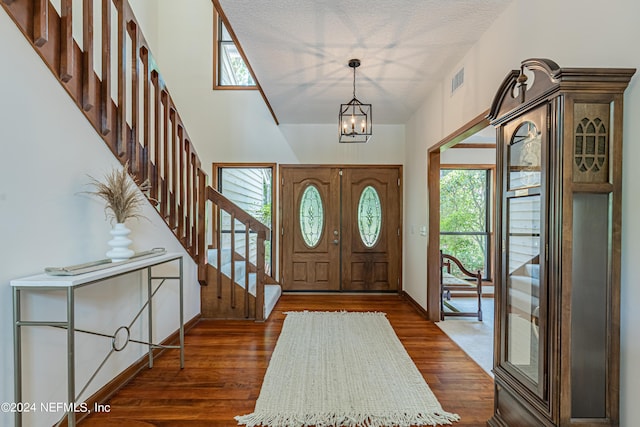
[452,143,497,149]
[427,110,492,322]
[440,163,496,170]
[401,291,429,319]
[428,110,490,154]
[58,314,202,427]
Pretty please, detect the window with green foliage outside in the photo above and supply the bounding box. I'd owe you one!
[215,16,256,88]
[440,168,492,280]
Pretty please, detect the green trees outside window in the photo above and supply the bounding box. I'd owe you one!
[440,169,491,280]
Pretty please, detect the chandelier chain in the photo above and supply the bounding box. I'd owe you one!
[353,65,356,99]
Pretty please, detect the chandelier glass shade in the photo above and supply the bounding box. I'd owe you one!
[339,59,372,143]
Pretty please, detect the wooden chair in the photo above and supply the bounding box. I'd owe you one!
[440,250,482,321]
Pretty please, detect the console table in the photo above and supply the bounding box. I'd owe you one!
[11,252,184,427]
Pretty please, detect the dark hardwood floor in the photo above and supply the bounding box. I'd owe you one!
[82,294,493,426]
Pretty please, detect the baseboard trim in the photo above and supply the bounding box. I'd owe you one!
[59,314,201,426]
[401,291,429,319]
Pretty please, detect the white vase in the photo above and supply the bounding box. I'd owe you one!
[106,223,135,262]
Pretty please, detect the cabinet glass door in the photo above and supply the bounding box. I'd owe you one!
[506,194,541,384]
[502,116,547,399]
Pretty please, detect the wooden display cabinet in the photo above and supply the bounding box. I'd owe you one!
[488,59,634,426]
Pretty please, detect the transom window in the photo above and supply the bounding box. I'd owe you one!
[214,12,256,88]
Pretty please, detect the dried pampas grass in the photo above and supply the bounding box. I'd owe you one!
[86,162,150,224]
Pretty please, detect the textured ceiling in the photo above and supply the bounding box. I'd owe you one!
[218,0,512,125]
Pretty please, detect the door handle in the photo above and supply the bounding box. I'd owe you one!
[333,239,340,245]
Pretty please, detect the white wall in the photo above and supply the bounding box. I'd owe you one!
[404,0,640,423]
[152,0,405,169]
[129,0,159,50]
[0,8,199,427]
[403,84,442,306]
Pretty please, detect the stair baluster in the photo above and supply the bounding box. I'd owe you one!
[230,211,236,309]
[244,221,250,318]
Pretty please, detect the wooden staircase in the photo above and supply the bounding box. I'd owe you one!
[203,248,281,320]
[1,0,280,320]
[202,187,280,321]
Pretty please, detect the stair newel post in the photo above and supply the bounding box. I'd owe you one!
[255,229,266,322]
[230,212,236,309]
[82,0,95,111]
[244,221,250,318]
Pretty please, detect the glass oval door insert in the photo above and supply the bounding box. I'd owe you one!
[299,185,324,247]
[358,186,382,247]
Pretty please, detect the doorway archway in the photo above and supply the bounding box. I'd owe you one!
[426,111,492,321]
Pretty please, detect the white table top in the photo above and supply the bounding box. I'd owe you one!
[10,252,182,288]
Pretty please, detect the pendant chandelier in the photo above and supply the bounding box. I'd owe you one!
[339,59,372,143]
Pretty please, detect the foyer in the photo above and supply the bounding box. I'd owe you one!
[2,1,640,426]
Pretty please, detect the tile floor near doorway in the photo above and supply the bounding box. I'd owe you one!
[81,295,493,427]
[436,297,495,376]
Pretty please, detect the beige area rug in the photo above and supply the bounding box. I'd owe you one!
[236,311,460,427]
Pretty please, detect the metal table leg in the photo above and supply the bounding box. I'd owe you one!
[13,287,22,427]
[148,266,153,368]
[67,287,75,426]
[179,257,184,369]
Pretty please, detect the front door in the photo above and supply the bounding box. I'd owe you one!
[281,166,401,292]
[281,167,341,291]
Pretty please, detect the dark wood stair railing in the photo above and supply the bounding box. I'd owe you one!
[205,186,270,321]
[1,0,208,270]
[1,0,274,320]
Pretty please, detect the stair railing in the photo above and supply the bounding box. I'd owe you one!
[2,0,207,273]
[206,186,270,321]
[2,0,274,316]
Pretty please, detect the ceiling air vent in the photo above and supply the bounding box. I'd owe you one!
[451,67,464,94]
